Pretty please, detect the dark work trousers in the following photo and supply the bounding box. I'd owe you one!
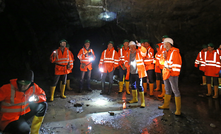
[101,70,114,84]
[142,70,155,83]
[206,76,218,86]
[51,74,67,86]
[130,74,143,92]
[79,69,92,89]
[155,69,164,84]
[119,66,129,81]
[3,102,48,134]
[164,76,180,97]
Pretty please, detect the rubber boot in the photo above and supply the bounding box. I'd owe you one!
[158,84,165,98]
[60,84,66,99]
[206,84,212,96]
[107,83,112,95]
[219,78,221,86]
[128,90,138,103]
[100,82,105,95]
[118,81,124,93]
[149,83,154,96]
[175,97,181,115]
[30,116,44,134]
[143,83,147,94]
[154,80,160,91]
[49,86,56,102]
[200,76,206,85]
[123,75,125,84]
[87,80,92,91]
[79,80,83,93]
[158,94,171,109]
[213,86,219,99]
[60,81,62,90]
[139,92,145,108]
[211,77,213,87]
[125,81,131,95]
[66,79,73,90]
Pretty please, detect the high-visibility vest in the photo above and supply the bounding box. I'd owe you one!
[162,47,182,77]
[195,50,206,71]
[77,47,95,71]
[155,52,161,73]
[124,46,147,80]
[203,50,220,77]
[216,48,221,60]
[99,48,119,73]
[118,47,130,69]
[143,46,154,70]
[50,47,74,75]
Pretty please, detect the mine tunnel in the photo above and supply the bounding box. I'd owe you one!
[0,0,221,134]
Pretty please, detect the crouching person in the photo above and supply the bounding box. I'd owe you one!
[0,69,47,134]
[125,41,147,108]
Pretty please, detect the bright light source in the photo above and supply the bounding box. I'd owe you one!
[89,57,94,62]
[88,126,92,130]
[95,99,108,106]
[29,95,36,102]
[99,68,104,73]
[98,12,116,21]
[130,60,136,66]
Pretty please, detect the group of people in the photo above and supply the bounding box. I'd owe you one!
[0,36,183,134]
[195,43,221,99]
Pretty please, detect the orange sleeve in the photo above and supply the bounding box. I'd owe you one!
[138,46,147,57]
[92,49,96,60]
[99,51,105,68]
[114,51,119,68]
[195,52,200,67]
[0,85,7,102]
[77,49,84,61]
[50,51,57,63]
[33,83,46,103]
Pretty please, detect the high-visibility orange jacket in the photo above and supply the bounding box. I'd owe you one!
[77,47,96,72]
[50,47,74,75]
[124,46,147,80]
[118,46,130,69]
[155,51,161,73]
[143,46,154,70]
[216,48,221,60]
[99,47,119,73]
[203,50,220,77]
[160,47,182,76]
[195,49,206,71]
[0,79,46,131]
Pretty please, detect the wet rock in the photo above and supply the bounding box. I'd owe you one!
[86,104,90,107]
[68,100,76,104]
[74,103,84,107]
[108,111,115,116]
[210,123,216,128]
[76,107,84,113]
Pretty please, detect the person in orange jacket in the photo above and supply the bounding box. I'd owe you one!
[158,38,182,116]
[118,39,131,95]
[155,35,168,98]
[194,45,207,85]
[99,41,119,95]
[216,44,221,86]
[77,39,96,93]
[124,41,147,108]
[59,43,75,91]
[0,69,47,134]
[142,39,155,96]
[204,43,220,99]
[49,39,74,101]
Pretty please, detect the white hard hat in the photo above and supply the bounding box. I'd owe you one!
[129,41,136,46]
[164,38,174,45]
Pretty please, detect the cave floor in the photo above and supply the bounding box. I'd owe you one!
[37,77,221,134]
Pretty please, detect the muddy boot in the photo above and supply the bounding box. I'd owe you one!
[79,80,83,93]
[206,84,212,96]
[154,80,160,91]
[143,82,147,94]
[49,86,56,102]
[128,90,138,103]
[125,81,131,95]
[139,92,145,108]
[118,81,124,94]
[60,84,66,99]
[100,82,105,95]
[213,86,219,99]
[149,83,154,96]
[66,79,73,90]
[107,83,112,95]
[158,84,165,98]
[158,94,171,109]
[175,96,181,116]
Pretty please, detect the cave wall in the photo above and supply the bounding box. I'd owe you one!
[0,0,221,84]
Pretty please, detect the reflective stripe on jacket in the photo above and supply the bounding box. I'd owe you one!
[124,46,147,80]
[0,79,46,131]
[50,47,74,75]
[203,50,220,77]
[163,47,182,76]
[77,47,95,71]
[118,47,130,69]
[195,50,206,71]
[143,46,154,70]
[99,48,119,73]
